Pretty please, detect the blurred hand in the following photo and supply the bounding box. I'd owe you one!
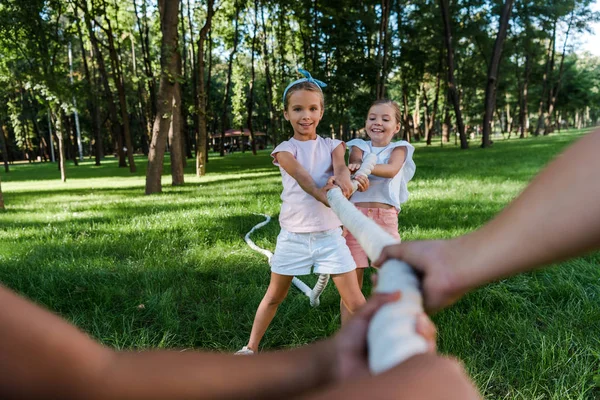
[348,163,362,173]
[372,240,464,314]
[330,291,437,382]
[354,175,369,192]
[333,174,354,198]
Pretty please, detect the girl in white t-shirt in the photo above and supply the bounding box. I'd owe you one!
[341,99,416,323]
[237,70,367,354]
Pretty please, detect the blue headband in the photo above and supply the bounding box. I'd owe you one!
[283,69,327,104]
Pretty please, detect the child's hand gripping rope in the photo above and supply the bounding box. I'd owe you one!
[326,153,428,374]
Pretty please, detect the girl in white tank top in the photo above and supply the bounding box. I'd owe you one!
[341,99,415,323]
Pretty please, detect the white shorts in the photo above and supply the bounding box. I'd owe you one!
[270,227,357,276]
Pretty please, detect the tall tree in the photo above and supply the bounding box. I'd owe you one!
[375,0,392,99]
[219,1,241,157]
[0,124,9,173]
[100,0,136,172]
[169,44,184,186]
[195,0,215,177]
[246,0,258,156]
[76,17,102,165]
[440,0,467,149]
[0,175,4,209]
[146,0,180,194]
[482,0,514,148]
[79,1,126,166]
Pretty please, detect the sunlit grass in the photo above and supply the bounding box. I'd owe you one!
[1,129,599,399]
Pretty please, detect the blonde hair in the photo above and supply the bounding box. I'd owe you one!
[283,81,325,111]
[368,99,402,124]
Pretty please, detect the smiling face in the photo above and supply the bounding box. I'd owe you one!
[365,103,401,146]
[284,90,324,141]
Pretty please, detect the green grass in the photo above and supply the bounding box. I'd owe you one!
[1,130,599,399]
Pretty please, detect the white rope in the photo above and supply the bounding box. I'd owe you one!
[243,213,326,306]
[326,166,428,373]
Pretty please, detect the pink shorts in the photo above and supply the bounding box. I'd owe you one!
[344,206,401,268]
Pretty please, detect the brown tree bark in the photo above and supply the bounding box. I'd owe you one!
[76,18,102,166]
[375,0,391,99]
[146,0,180,194]
[260,3,278,147]
[134,0,157,123]
[187,0,199,151]
[546,8,574,135]
[219,2,241,157]
[427,50,443,145]
[401,86,414,142]
[179,1,191,164]
[52,110,67,182]
[482,0,514,148]
[170,50,185,186]
[246,0,259,156]
[0,175,4,210]
[196,0,214,177]
[0,124,9,173]
[439,0,467,149]
[101,0,136,172]
[534,20,556,136]
[80,2,125,166]
[519,53,531,138]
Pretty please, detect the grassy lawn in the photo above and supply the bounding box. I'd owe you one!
[1,129,599,399]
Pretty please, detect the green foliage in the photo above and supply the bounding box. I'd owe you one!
[0,0,598,162]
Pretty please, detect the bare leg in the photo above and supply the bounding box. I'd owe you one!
[246,273,294,351]
[332,271,366,326]
[340,268,365,325]
[301,354,481,400]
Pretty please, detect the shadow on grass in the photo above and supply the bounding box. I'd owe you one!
[1,151,278,183]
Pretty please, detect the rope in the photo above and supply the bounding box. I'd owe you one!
[243,213,327,306]
[326,153,428,374]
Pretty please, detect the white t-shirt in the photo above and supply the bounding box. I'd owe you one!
[346,139,416,210]
[271,136,345,232]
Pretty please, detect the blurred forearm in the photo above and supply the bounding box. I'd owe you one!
[454,129,600,291]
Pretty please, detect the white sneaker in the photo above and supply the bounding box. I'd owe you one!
[235,346,255,355]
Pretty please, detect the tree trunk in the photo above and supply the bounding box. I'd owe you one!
[76,18,102,166]
[179,1,191,164]
[146,0,180,194]
[546,8,574,135]
[66,114,79,166]
[423,82,430,144]
[0,124,9,173]
[261,3,278,147]
[401,86,414,142]
[246,0,259,155]
[375,0,391,99]
[535,20,556,136]
[519,53,531,138]
[219,2,241,157]
[482,0,513,148]
[170,50,185,186]
[53,110,67,182]
[427,50,443,145]
[439,0,467,149]
[187,0,199,156]
[0,175,4,210]
[81,5,126,166]
[196,0,214,177]
[134,0,158,123]
[101,0,136,172]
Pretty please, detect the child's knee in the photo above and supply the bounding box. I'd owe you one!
[342,294,366,313]
[263,292,287,306]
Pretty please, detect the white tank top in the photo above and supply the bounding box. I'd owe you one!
[346,139,416,210]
